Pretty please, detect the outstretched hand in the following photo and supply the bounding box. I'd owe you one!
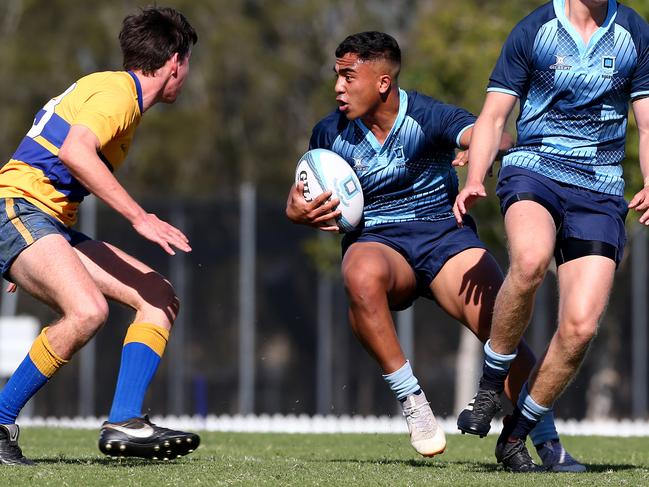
[285,181,341,232]
[132,213,192,255]
[452,182,487,226]
[629,186,649,225]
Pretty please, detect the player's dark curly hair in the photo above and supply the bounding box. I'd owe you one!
[335,31,401,75]
[120,6,198,75]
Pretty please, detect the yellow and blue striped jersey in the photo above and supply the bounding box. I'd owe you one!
[0,71,143,226]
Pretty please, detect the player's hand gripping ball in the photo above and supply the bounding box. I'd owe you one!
[295,149,364,232]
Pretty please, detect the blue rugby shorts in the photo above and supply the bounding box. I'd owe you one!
[496,165,628,266]
[0,197,90,279]
[341,217,487,309]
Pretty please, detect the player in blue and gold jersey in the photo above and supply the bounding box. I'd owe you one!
[454,0,649,473]
[286,31,580,469]
[0,7,199,464]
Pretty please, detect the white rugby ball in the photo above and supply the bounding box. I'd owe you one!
[295,148,364,232]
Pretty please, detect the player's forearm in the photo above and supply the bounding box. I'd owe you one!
[59,146,147,225]
[633,98,649,187]
[465,115,505,185]
[639,128,649,188]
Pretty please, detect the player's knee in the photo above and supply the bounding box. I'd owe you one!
[343,265,387,304]
[137,275,180,324]
[509,254,549,291]
[68,294,109,337]
[558,316,599,349]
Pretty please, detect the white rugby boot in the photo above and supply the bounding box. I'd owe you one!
[401,390,446,457]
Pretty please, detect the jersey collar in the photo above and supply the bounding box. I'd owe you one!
[354,88,408,153]
[127,71,144,115]
[553,0,617,57]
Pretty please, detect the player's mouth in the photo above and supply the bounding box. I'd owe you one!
[337,98,349,112]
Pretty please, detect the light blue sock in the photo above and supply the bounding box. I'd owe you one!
[484,339,517,372]
[382,360,420,401]
[530,410,560,446]
[517,382,552,422]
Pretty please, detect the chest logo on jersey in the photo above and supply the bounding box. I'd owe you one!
[352,156,369,172]
[393,145,408,168]
[601,56,617,79]
[549,54,572,71]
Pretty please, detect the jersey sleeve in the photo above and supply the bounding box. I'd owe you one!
[431,103,476,148]
[488,21,534,98]
[73,86,138,148]
[308,111,343,150]
[631,27,649,100]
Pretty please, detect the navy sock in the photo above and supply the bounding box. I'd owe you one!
[509,407,539,441]
[480,340,517,392]
[480,363,508,392]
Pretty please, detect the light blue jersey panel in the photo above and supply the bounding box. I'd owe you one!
[309,89,475,227]
[489,0,649,196]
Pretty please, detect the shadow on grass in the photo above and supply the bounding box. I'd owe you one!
[326,458,646,474]
[461,461,643,473]
[326,458,447,469]
[30,457,198,467]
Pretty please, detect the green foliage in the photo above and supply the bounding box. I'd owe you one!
[3,428,649,486]
[0,0,646,232]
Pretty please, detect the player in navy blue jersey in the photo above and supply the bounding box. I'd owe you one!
[287,31,581,467]
[454,0,649,473]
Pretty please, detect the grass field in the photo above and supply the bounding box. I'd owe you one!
[0,429,647,486]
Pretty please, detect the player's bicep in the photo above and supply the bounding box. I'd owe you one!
[632,96,649,132]
[480,92,518,124]
[59,124,101,165]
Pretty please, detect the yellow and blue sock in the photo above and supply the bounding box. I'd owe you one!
[108,323,169,423]
[0,328,67,424]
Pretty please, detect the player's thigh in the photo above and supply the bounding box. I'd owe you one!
[9,234,103,314]
[504,200,556,270]
[556,255,615,332]
[430,247,503,340]
[342,241,417,307]
[74,239,177,315]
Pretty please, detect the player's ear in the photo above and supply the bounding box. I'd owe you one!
[378,74,392,95]
[169,53,180,77]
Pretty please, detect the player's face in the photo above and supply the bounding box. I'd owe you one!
[161,51,191,103]
[334,53,383,120]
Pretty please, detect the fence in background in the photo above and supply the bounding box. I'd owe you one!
[0,184,647,421]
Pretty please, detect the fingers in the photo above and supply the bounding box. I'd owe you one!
[453,198,466,227]
[452,150,469,167]
[6,282,17,293]
[318,223,340,232]
[133,213,192,255]
[641,209,649,225]
[629,192,643,209]
[629,190,649,224]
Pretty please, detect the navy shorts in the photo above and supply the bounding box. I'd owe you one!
[496,166,628,266]
[341,217,487,309]
[0,197,90,279]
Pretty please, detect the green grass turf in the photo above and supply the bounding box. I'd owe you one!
[0,429,647,486]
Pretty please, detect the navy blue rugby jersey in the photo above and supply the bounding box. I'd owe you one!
[309,89,475,227]
[489,0,649,196]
